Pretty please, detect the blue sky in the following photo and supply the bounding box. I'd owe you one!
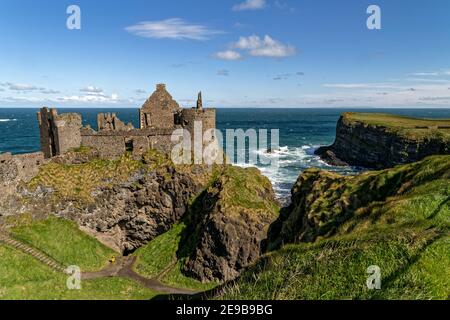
[0,0,449,108]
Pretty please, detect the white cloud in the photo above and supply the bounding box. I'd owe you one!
[7,83,43,91]
[232,35,296,58]
[323,83,400,89]
[213,50,243,60]
[411,72,439,76]
[406,78,450,83]
[58,93,120,103]
[232,0,266,11]
[0,96,48,103]
[41,89,60,94]
[410,69,450,77]
[80,86,103,94]
[125,18,223,41]
[316,80,450,107]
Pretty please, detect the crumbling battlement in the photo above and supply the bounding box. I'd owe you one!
[140,83,181,129]
[37,84,217,159]
[37,108,82,158]
[97,113,134,132]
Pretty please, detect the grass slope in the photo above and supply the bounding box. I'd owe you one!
[219,156,450,300]
[133,222,217,291]
[10,216,116,272]
[0,245,157,300]
[133,165,279,290]
[344,112,450,140]
[27,149,175,204]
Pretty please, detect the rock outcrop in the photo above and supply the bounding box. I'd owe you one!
[316,112,450,169]
[182,166,280,282]
[0,152,45,211]
[266,155,450,250]
[63,168,200,253]
[2,149,213,253]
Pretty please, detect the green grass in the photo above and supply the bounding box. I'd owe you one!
[343,112,450,140]
[219,156,450,300]
[220,232,449,300]
[133,223,185,278]
[217,166,279,213]
[26,149,176,204]
[28,153,143,203]
[11,216,116,272]
[0,245,157,300]
[133,222,217,291]
[68,145,94,155]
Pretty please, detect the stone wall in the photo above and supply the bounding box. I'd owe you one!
[36,84,217,161]
[81,128,177,158]
[140,84,181,129]
[37,108,82,158]
[181,108,216,141]
[0,152,45,209]
[97,113,134,132]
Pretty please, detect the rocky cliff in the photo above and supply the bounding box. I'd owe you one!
[1,149,213,253]
[220,155,450,299]
[180,166,279,282]
[1,148,279,283]
[316,112,450,169]
[267,155,450,250]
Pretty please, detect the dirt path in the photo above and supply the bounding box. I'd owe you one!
[83,256,199,295]
[0,231,198,296]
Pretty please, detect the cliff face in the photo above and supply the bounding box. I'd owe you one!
[267,155,450,250]
[1,149,214,253]
[316,113,450,169]
[219,156,449,300]
[1,148,279,279]
[181,166,280,283]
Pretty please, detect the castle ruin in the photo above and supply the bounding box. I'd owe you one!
[37,84,216,159]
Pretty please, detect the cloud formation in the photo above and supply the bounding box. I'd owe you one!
[213,50,243,60]
[80,86,104,94]
[41,89,61,94]
[7,83,43,91]
[232,0,266,11]
[125,18,223,41]
[232,35,296,58]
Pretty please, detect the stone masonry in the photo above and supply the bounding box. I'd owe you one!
[37,84,217,159]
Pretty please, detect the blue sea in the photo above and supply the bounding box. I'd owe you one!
[1,108,449,201]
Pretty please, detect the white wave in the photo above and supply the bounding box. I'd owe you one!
[0,119,17,122]
[233,143,358,200]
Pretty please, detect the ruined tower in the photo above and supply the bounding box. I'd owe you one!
[139,84,181,129]
[196,91,203,110]
[37,107,82,158]
[36,84,217,160]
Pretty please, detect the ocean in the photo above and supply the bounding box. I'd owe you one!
[1,108,449,201]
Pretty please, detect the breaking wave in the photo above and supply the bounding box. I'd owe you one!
[234,145,359,205]
[0,119,17,122]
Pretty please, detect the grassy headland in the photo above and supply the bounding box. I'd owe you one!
[219,155,450,300]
